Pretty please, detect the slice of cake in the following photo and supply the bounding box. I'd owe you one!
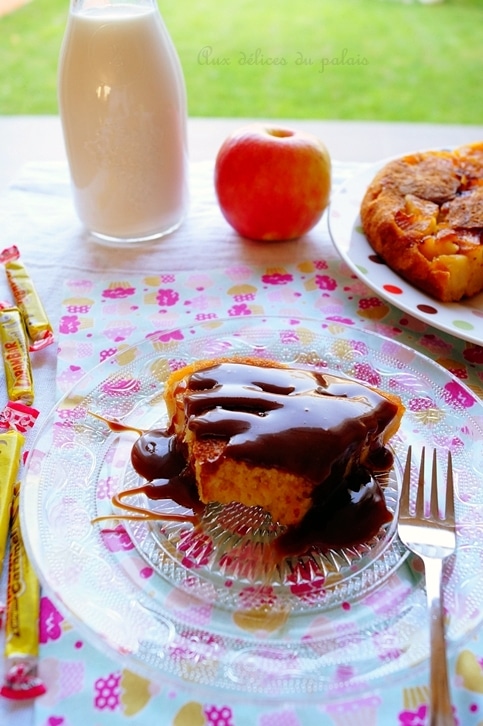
[129,356,404,556]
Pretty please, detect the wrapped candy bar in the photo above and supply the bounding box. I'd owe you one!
[0,405,38,568]
[0,304,34,405]
[0,428,24,582]
[0,245,54,351]
[0,404,44,698]
[0,484,46,700]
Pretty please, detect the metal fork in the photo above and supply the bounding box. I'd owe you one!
[398,446,457,726]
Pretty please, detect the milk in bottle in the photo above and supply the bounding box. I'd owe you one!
[58,0,188,244]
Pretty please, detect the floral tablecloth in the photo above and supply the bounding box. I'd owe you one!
[39,278,483,725]
[1,159,483,726]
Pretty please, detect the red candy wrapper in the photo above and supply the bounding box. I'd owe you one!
[0,484,46,700]
[0,246,54,351]
[0,662,46,701]
[0,401,39,434]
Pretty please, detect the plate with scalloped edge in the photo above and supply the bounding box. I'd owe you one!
[327,157,483,347]
[21,316,483,702]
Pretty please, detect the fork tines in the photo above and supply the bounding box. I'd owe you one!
[401,446,455,525]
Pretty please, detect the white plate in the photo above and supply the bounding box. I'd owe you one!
[327,159,483,346]
[21,316,483,702]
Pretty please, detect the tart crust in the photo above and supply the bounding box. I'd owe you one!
[360,142,483,302]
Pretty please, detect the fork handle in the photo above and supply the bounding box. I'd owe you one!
[423,555,455,726]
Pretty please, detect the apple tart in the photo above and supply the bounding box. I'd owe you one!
[360,142,483,302]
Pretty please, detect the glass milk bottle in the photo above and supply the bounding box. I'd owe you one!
[58,0,188,245]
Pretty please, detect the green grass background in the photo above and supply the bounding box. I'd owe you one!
[1,0,482,122]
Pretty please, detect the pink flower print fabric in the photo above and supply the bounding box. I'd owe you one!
[94,672,121,712]
[40,257,483,726]
[40,597,64,644]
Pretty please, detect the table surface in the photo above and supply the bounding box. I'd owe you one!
[1,115,482,726]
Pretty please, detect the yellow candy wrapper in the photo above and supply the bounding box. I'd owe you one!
[0,429,24,581]
[0,246,54,351]
[1,484,46,700]
[0,305,34,405]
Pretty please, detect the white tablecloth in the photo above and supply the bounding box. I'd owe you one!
[1,159,483,726]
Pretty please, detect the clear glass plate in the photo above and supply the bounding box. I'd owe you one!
[21,316,483,702]
[121,466,401,614]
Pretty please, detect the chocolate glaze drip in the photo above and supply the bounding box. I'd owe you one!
[183,363,397,487]
[131,429,186,482]
[125,362,398,556]
[276,467,392,555]
[138,477,203,514]
[130,430,202,513]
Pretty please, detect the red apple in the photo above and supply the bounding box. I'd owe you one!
[214,124,332,241]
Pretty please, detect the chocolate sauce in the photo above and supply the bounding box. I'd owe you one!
[137,477,203,514]
[274,467,393,557]
[182,363,397,486]
[130,431,203,514]
[131,429,186,481]
[121,362,399,556]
